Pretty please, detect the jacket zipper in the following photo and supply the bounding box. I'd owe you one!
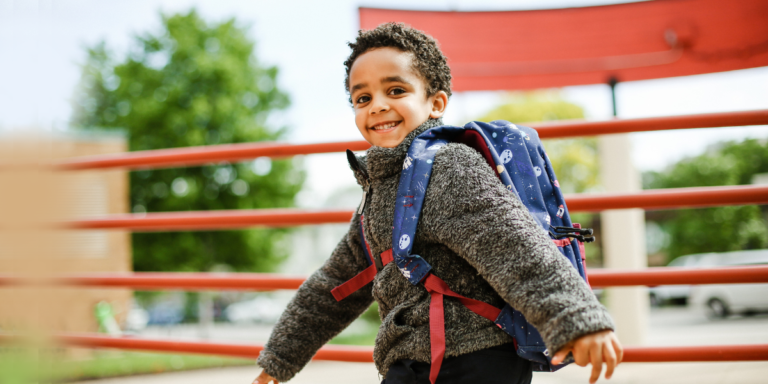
[358,181,370,214]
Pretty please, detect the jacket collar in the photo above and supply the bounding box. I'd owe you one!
[357,117,443,183]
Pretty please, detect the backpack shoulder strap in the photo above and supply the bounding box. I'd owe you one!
[330,215,394,302]
[392,123,523,284]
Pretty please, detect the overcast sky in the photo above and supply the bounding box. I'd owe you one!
[1,0,766,207]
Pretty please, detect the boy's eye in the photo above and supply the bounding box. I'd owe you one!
[356,95,371,104]
[389,88,406,96]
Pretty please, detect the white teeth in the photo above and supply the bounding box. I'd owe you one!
[372,122,397,130]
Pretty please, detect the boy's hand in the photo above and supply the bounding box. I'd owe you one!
[253,369,279,384]
[551,330,623,384]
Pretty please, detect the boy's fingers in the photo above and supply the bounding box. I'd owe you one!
[603,341,618,380]
[573,346,589,367]
[551,348,570,366]
[552,342,576,366]
[253,370,278,384]
[612,334,624,365]
[589,344,603,384]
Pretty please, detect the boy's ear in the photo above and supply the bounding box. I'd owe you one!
[429,91,448,119]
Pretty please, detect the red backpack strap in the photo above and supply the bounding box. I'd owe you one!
[422,274,502,384]
[331,218,395,302]
[381,248,393,265]
[331,265,377,301]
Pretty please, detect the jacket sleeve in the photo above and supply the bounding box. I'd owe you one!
[256,215,375,382]
[422,143,615,354]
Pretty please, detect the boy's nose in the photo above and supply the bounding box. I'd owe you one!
[370,98,389,114]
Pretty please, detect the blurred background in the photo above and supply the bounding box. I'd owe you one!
[1,0,767,383]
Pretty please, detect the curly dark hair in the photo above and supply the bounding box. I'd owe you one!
[344,22,452,103]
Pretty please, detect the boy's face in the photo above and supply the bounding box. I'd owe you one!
[349,47,447,148]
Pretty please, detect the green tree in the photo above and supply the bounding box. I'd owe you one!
[71,10,303,272]
[644,139,768,262]
[477,92,603,264]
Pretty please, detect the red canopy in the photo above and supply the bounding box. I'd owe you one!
[359,0,768,91]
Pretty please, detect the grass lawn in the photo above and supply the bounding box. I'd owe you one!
[0,350,255,383]
[1,304,382,383]
[55,351,256,382]
[0,326,377,383]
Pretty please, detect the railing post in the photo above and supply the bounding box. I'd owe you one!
[598,133,649,346]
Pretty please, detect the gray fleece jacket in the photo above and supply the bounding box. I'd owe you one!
[257,118,614,381]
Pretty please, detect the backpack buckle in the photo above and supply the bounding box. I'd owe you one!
[549,226,595,243]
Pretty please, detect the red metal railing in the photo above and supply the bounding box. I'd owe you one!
[60,273,307,291]
[57,141,371,171]
[67,209,356,231]
[56,109,768,171]
[566,184,768,212]
[586,265,768,287]
[2,265,767,290]
[2,333,766,363]
[625,344,768,362]
[64,185,768,231]
[0,333,763,363]
[533,109,768,139]
[38,334,768,363]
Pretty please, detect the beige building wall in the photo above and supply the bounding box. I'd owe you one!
[0,131,131,343]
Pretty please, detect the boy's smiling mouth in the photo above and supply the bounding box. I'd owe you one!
[370,121,401,132]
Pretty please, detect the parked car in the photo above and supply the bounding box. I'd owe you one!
[124,303,149,331]
[688,249,768,318]
[147,304,184,325]
[225,295,287,324]
[649,254,705,306]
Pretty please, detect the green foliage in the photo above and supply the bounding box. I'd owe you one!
[71,10,303,272]
[477,92,598,194]
[644,139,768,262]
[359,301,380,325]
[328,327,378,346]
[479,93,584,124]
[56,352,253,380]
[477,93,602,264]
[14,350,253,382]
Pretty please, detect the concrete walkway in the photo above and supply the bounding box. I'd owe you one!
[73,360,768,384]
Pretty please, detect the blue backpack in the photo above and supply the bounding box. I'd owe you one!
[334,121,593,381]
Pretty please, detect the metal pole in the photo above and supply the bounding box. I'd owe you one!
[599,77,649,346]
[609,77,618,117]
[198,291,213,340]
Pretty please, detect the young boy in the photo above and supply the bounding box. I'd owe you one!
[254,23,622,384]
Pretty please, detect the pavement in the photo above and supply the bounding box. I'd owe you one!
[71,361,768,384]
[75,307,768,384]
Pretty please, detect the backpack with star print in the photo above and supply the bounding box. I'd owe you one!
[334,121,594,381]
